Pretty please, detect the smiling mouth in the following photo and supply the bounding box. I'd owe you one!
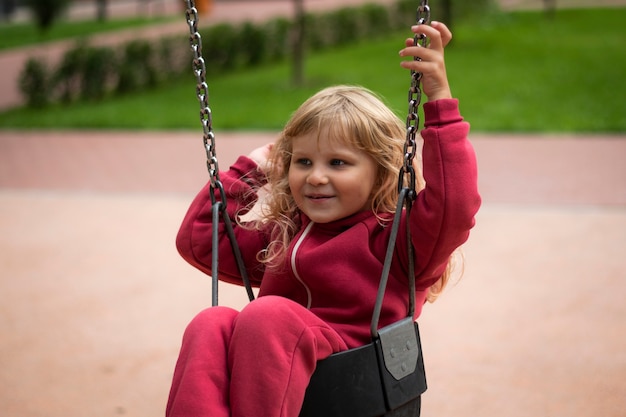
[307,194,333,200]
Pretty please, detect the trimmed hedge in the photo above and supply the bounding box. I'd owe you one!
[19,58,50,108]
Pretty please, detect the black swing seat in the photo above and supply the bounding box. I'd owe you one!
[299,317,427,417]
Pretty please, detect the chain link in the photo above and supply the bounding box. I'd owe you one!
[184,0,221,194]
[402,0,430,195]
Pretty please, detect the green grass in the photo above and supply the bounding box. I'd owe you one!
[0,15,178,51]
[449,9,626,132]
[1,7,625,132]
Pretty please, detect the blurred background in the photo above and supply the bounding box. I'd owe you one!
[1,1,625,416]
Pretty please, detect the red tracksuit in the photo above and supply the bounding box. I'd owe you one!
[166,98,481,417]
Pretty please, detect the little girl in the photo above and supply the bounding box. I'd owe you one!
[166,22,481,417]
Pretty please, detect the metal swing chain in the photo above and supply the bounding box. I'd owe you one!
[402,0,431,196]
[184,0,220,194]
[183,1,256,305]
[372,1,432,337]
[402,0,430,321]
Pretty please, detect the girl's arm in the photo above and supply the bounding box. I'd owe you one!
[408,99,481,288]
[176,156,269,287]
[399,22,480,288]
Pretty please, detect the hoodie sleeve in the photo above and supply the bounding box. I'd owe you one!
[175,156,269,287]
[407,98,481,289]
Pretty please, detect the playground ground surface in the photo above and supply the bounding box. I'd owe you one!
[1,129,625,416]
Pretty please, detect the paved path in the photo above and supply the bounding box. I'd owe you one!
[1,130,625,205]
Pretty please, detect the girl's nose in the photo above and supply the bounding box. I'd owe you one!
[307,167,329,186]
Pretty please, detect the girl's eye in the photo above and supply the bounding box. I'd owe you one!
[296,158,311,166]
[330,159,345,166]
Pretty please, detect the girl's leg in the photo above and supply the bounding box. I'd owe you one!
[228,296,348,417]
[166,306,238,417]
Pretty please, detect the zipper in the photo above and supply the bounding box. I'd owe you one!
[291,221,314,309]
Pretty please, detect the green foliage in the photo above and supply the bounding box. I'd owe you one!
[81,46,116,101]
[239,22,267,67]
[201,23,239,74]
[157,37,192,82]
[264,18,292,62]
[304,13,330,51]
[53,43,87,103]
[23,0,70,32]
[116,40,157,94]
[360,3,392,38]
[390,0,414,30]
[52,42,117,102]
[19,36,185,106]
[18,58,50,108]
[431,0,500,22]
[327,8,361,46]
[305,4,394,50]
[393,0,499,27]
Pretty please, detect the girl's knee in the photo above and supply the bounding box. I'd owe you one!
[234,296,317,337]
[239,296,302,321]
[184,306,238,338]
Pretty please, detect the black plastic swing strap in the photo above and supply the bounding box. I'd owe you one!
[211,201,220,307]
[210,181,256,307]
[370,187,416,338]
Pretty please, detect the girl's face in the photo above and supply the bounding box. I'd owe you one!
[288,131,378,223]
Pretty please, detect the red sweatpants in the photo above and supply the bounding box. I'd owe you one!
[166,295,349,417]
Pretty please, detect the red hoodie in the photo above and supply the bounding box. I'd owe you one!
[176,98,481,348]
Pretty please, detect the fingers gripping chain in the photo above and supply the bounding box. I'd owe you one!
[402,0,430,196]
